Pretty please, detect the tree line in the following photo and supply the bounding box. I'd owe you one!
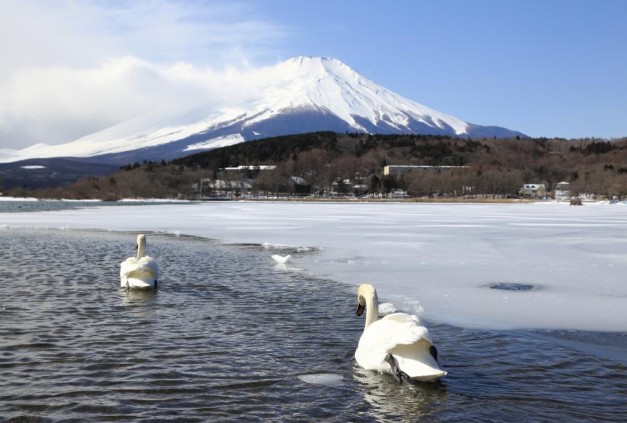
[10,132,627,200]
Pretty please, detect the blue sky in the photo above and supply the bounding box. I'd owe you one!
[254,0,627,140]
[1,0,626,149]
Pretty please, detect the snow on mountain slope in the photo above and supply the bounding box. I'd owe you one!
[246,56,470,134]
[183,133,245,151]
[0,57,525,164]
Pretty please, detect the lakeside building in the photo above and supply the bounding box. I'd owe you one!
[555,181,571,201]
[223,165,277,171]
[519,183,547,198]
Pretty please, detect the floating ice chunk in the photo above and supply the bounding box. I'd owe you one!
[378,302,397,316]
[271,254,292,264]
[298,373,343,386]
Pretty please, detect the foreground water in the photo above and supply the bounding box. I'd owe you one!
[0,229,625,422]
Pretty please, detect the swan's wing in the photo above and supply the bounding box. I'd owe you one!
[365,313,432,349]
[120,257,136,277]
[138,256,158,277]
[356,313,426,370]
[380,313,433,345]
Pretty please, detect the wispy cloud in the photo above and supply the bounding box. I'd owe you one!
[0,0,288,149]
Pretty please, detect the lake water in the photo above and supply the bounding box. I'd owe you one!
[0,199,191,213]
[0,228,625,422]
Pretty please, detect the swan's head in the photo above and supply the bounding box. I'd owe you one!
[356,283,377,316]
[136,234,146,248]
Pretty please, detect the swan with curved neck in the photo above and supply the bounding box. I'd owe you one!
[357,284,381,329]
[355,283,446,383]
[120,234,159,289]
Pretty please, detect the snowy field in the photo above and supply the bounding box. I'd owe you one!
[2,201,626,332]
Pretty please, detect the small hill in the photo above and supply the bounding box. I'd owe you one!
[0,158,118,191]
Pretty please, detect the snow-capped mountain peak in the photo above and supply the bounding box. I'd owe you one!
[0,56,525,164]
[248,56,469,134]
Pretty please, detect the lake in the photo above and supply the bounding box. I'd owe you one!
[0,228,625,422]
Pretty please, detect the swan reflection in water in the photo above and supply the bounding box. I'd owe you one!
[353,365,447,422]
[119,287,157,308]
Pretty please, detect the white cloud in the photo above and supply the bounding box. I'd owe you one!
[0,0,288,149]
[0,56,273,149]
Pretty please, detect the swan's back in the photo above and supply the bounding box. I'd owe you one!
[360,313,432,347]
[120,256,158,275]
[120,256,158,288]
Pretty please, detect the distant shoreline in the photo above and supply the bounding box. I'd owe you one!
[0,195,604,205]
[232,196,541,204]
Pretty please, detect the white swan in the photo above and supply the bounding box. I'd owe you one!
[355,284,446,383]
[120,234,159,289]
[271,254,292,264]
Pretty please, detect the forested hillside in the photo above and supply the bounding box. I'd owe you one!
[10,132,627,200]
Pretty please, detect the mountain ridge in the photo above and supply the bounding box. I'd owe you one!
[0,56,526,165]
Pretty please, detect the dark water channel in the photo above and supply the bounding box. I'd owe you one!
[0,229,625,422]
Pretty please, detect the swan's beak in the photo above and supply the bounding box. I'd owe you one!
[356,304,365,316]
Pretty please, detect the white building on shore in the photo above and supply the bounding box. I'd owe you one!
[555,181,571,201]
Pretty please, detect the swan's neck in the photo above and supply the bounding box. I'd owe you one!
[136,239,146,259]
[364,291,379,329]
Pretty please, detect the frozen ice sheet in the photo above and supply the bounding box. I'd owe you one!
[2,201,626,331]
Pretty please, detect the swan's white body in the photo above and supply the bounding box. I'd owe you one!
[355,284,446,382]
[271,254,292,264]
[120,234,158,289]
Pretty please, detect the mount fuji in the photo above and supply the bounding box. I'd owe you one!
[0,56,526,165]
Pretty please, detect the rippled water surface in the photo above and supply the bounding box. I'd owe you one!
[0,229,625,422]
[0,200,192,213]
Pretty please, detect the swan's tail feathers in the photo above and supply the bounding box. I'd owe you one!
[120,267,158,289]
[391,340,447,382]
[122,276,157,289]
